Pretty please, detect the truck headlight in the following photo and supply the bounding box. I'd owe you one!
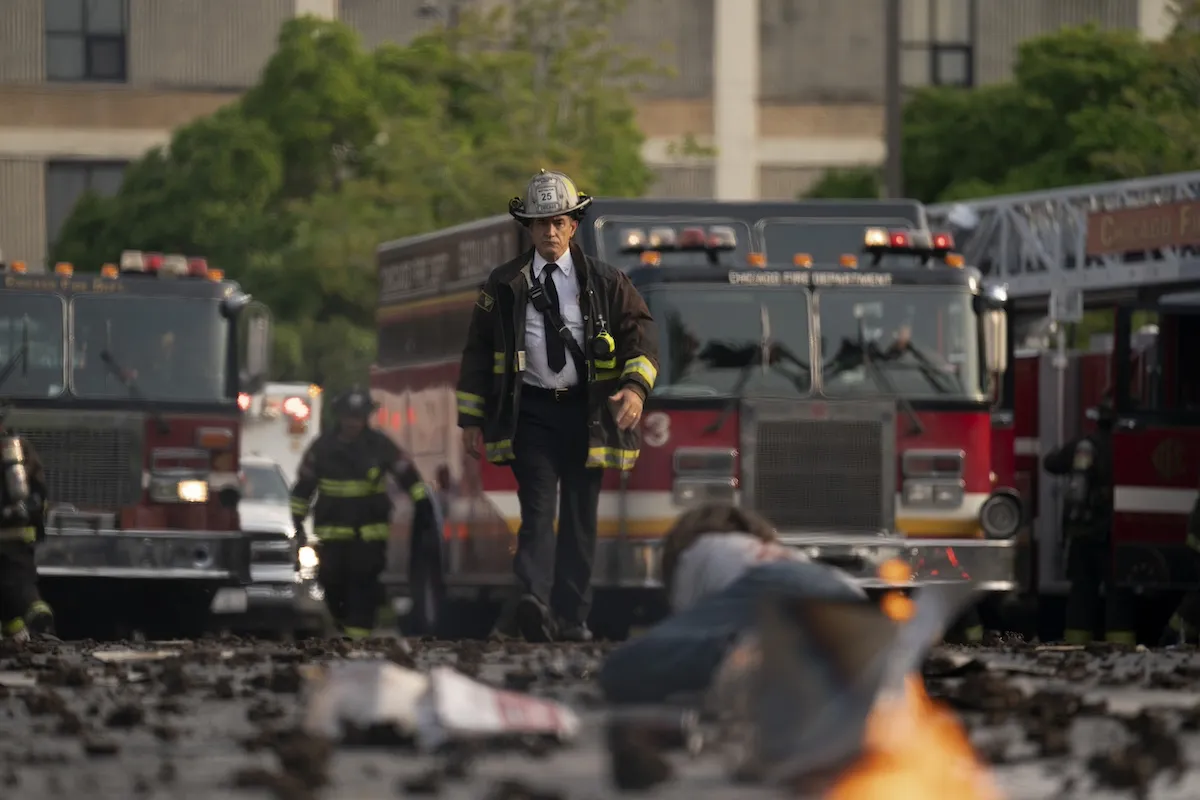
[980,492,1021,539]
[297,545,319,570]
[150,476,209,504]
[902,480,963,508]
[672,478,736,508]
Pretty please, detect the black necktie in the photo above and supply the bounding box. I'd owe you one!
[542,262,567,373]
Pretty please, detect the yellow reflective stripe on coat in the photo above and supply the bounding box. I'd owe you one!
[3,618,24,636]
[409,482,429,502]
[486,439,515,464]
[1188,532,1200,552]
[593,368,621,381]
[1104,630,1136,645]
[621,356,657,389]
[27,600,52,618]
[493,352,506,374]
[317,479,385,498]
[0,526,36,543]
[457,390,486,417]
[586,446,639,471]
[314,524,390,541]
[290,497,310,515]
[594,358,617,370]
[343,626,372,640]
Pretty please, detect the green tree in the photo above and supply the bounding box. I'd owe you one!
[902,23,1200,203]
[800,167,881,200]
[51,0,656,398]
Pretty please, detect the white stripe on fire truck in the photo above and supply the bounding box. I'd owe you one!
[1014,437,1039,456]
[483,491,992,523]
[1113,486,1198,515]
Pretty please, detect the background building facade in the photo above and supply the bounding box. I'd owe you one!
[0,0,1179,268]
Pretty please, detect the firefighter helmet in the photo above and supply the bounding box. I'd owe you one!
[508,169,593,225]
[332,386,377,419]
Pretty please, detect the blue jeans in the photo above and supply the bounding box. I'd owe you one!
[599,561,866,705]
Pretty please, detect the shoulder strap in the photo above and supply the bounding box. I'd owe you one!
[522,264,589,370]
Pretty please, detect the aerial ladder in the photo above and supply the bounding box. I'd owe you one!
[928,171,1200,598]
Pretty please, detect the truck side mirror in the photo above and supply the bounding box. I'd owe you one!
[983,309,1008,375]
[238,302,272,393]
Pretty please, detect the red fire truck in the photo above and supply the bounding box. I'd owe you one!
[373,200,1018,636]
[0,251,270,638]
[928,172,1200,637]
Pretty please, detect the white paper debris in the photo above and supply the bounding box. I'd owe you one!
[302,661,430,740]
[0,671,36,688]
[415,666,579,752]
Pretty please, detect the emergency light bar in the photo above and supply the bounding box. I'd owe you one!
[862,227,958,267]
[119,250,223,281]
[619,225,738,254]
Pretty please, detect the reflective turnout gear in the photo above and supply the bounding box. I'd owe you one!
[1043,430,1133,644]
[0,435,51,639]
[1164,494,1200,644]
[290,428,436,633]
[508,169,593,223]
[456,242,659,471]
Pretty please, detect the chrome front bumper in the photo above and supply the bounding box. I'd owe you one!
[595,534,1017,592]
[36,527,253,583]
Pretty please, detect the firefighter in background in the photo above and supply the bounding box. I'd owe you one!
[1042,396,1135,644]
[0,421,54,640]
[1161,479,1200,645]
[289,387,438,639]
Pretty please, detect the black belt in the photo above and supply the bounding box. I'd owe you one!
[522,384,586,403]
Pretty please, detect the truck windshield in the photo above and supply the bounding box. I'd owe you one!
[71,296,229,402]
[241,463,290,503]
[818,287,982,400]
[0,294,66,398]
[645,287,812,397]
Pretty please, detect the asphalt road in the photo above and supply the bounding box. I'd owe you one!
[4,637,1200,799]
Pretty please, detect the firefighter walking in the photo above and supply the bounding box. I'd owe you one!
[456,170,659,643]
[290,387,437,640]
[1161,481,1200,645]
[1043,399,1135,645]
[0,424,54,641]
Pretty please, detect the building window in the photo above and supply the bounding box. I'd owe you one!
[900,0,975,90]
[46,161,128,249]
[45,0,128,82]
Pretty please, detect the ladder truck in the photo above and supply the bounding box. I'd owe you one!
[928,171,1200,637]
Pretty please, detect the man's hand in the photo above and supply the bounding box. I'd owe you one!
[462,427,483,459]
[609,388,645,431]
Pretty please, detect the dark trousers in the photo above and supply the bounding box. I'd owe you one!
[317,538,386,635]
[1064,535,1135,644]
[0,541,45,631]
[511,388,603,626]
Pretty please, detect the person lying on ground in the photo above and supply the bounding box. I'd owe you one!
[597,503,867,705]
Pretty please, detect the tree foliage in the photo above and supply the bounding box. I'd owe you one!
[800,167,881,200]
[902,20,1200,203]
[52,0,656,398]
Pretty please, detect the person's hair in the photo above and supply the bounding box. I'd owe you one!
[660,503,777,597]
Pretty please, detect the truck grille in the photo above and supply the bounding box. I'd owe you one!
[20,427,142,509]
[751,418,888,533]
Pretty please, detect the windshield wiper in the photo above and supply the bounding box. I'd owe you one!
[703,304,811,434]
[100,349,170,434]
[858,320,924,436]
[0,318,30,395]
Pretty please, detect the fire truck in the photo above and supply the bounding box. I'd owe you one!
[927,171,1200,637]
[372,199,1018,636]
[0,251,271,638]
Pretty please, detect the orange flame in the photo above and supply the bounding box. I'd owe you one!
[826,675,1002,800]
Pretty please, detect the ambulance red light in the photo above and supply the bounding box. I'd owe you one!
[237,393,251,411]
[932,232,954,251]
[889,231,910,248]
[678,227,707,249]
[144,253,164,273]
[187,257,208,277]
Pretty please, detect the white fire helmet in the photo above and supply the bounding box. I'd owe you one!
[508,169,593,225]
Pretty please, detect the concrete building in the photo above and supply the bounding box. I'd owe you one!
[0,0,1181,268]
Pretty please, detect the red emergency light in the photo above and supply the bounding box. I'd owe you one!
[187,257,208,277]
[862,228,958,266]
[144,253,164,273]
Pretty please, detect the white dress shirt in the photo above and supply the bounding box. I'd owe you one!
[523,249,585,389]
